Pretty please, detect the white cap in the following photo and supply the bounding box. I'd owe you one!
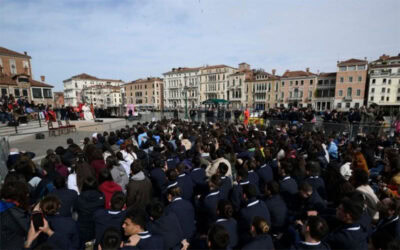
[340,162,352,180]
[92,133,98,138]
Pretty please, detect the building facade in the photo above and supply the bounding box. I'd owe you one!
[280,69,317,108]
[53,92,65,108]
[314,72,336,111]
[247,69,281,110]
[163,67,201,109]
[63,73,123,107]
[334,58,368,111]
[0,47,54,104]
[368,54,400,112]
[199,65,236,102]
[226,63,253,109]
[124,77,164,110]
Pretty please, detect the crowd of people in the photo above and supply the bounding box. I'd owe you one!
[1,116,400,250]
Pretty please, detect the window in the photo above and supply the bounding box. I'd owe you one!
[282,81,285,87]
[340,77,344,83]
[348,66,356,71]
[23,61,29,74]
[32,88,42,98]
[22,89,28,97]
[339,90,343,96]
[357,65,366,70]
[356,89,361,96]
[398,97,400,101]
[1,88,7,96]
[358,76,362,82]
[339,66,346,71]
[383,78,387,83]
[387,97,390,101]
[382,87,386,93]
[347,88,352,97]
[9,59,17,74]
[295,81,298,86]
[349,77,353,82]
[388,88,391,93]
[388,79,392,84]
[370,97,374,101]
[371,88,375,93]
[14,88,20,97]
[301,80,304,85]
[398,88,400,93]
[318,80,323,85]
[372,79,376,84]
[310,80,313,85]
[346,102,351,108]
[381,96,384,101]
[43,89,52,98]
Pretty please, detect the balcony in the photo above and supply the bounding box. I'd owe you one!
[288,96,302,101]
[343,96,352,101]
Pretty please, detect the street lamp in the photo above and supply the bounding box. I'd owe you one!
[183,75,189,120]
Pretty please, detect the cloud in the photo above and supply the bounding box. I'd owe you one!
[0,0,399,90]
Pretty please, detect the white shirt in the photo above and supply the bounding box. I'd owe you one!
[67,173,80,195]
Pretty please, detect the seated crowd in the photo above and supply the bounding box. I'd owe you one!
[1,118,400,249]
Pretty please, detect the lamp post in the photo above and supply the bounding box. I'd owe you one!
[183,76,189,120]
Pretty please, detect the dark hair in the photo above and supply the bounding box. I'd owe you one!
[217,200,233,219]
[237,166,249,179]
[67,138,74,145]
[130,160,142,175]
[0,180,30,210]
[340,197,364,222]
[40,196,61,216]
[252,216,270,235]
[265,181,280,195]
[243,184,257,199]
[98,168,113,185]
[307,216,329,241]
[147,200,164,220]
[306,161,320,176]
[110,191,125,211]
[166,169,178,182]
[81,176,98,192]
[167,185,182,198]
[209,174,222,188]
[352,168,369,187]
[100,227,122,250]
[125,208,148,230]
[208,224,230,250]
[218,163,229,176]
[53,175,66,189]
[299,182,313,193]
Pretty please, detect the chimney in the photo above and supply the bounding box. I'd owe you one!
[272,69,276,76]
[306,67,310,73]
[40,75,45,82]
[24,51,27,55]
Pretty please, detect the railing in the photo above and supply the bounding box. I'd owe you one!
[343,96,352,101]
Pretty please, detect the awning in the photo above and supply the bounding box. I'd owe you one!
[202,99,230,105]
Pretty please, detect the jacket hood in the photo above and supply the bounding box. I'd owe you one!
[0,200,16,213]
[100,181,122,193]
[131,171,145,181]
[80,190,104,202]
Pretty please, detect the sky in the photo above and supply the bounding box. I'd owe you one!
[0,0,399,91]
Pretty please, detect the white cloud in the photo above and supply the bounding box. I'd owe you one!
[0,0,399,90]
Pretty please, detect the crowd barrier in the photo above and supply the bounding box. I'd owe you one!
[0,136,10,183]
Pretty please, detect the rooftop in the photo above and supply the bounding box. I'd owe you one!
[337,58,368,66]
[0,47,31,59]
[282,70,316,78]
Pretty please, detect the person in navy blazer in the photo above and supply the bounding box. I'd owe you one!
[256,162,274,190]
[39,196,80,250]
[245,159,260,194]
[230,166,250,211]
[242,216,275,250]
[263,181,288,234]
[190,156,208,197]
[325,197,368,250]
[217,163,232,200]
[207,224,231,250]
[165,183,196,241]
[278,162,298,205]
[93,191,126,248]
[147,200,187,250]
[149,159,168,198]
[215,200,238,248]
[291,182,326,217]
[49,175,78,217]
[121,208,164,249]
[239,184,271,245]
[304,161,327,200]
[289,216,330,250]
[199,174,222,225]
[176,163,194,200]
[371,197,400,249]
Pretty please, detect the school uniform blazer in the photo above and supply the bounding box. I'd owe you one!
[230,179,250,211]
[47,214,80,250]
[264,194,288,231]
[177,173,194,200]
[219,176,233,200]
[93,209,126,246]
[190,167,208,196]
[202,190,222,222]
[149,168,167,197]
[242,234,275,250]
[248,170,260,194]
[134,231,164,249]
[148,212,184,250]
[256,163,274,188]
[215,218,238,248]
[305,176,327,200]
[290,241,331,250]
[279,176,298,204]
[371,215,400,248]
[325,223,368,250]
[165,197,196,240]
[239,199,271,231]
[50,187,78,217]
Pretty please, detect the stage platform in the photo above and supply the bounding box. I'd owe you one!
[0,118,129,143]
